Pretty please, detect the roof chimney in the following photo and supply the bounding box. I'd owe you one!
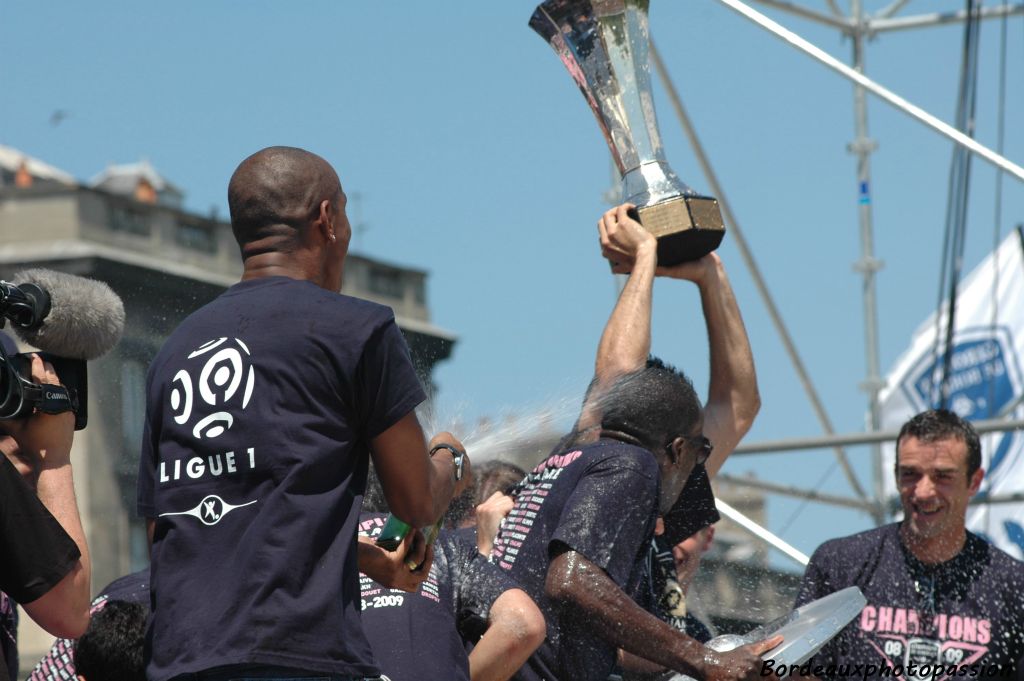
[134,177,157,204]
[14,159,32,188]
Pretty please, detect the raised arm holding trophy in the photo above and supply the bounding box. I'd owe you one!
[529,0,725,264]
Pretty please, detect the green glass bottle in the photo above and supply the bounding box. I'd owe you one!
[374,514,444,552]
[374,515,412,551]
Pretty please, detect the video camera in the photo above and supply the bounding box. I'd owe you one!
[0,270,125,431]
[0,344,88,430]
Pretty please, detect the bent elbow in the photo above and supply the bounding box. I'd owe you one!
[23,566,92,639]
[55,592,92,639]
[544,549,594,614]
[749,389,762,419]
[522,606,547,650]
[543,567,575,608]
[491,590,548,655]
[43,606,90,639]
[734,389,762,437]
[63,608,91,639]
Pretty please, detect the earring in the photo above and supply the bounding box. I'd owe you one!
[329,232,336,242]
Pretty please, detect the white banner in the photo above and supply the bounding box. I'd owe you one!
[878,228,1024,560]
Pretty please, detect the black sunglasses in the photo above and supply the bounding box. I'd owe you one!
[669,435,713,466]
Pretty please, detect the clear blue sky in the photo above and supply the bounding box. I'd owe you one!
[3,1,1023,567]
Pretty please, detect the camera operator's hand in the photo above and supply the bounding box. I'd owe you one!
[0,429,39,486]
[3,355,75,468]
[3,353,90,638]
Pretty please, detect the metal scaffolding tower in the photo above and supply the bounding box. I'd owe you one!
[647,0,1024,562]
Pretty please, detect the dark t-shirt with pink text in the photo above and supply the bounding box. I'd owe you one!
[357,513,517,681]
[796,524,1024,679]
[492,439,660,681]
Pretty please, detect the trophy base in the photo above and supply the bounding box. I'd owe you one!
[636,195,725,266]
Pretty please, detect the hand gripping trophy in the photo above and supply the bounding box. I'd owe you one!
[530,0,725,264]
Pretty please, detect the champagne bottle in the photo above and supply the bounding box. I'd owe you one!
[374,514,444,553]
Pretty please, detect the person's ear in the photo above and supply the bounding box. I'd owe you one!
[315,199,334,242]
[667,437,684,464]
[968,467,984,496]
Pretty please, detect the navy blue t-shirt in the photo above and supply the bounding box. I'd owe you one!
[796,524,1024,679]
[93,570,150,605]
[137,277,425,681]
[491,439,660,681]
[357,514,518,681]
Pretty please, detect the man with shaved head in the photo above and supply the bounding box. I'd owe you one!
[138,146,471,681]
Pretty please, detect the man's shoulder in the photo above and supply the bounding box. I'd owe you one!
[581,439,659,475]
[437,530,482,583]
[796,525,897,607]
[299,284,397,320]
[804,524,897,581]
[811,524,895,560]
[151,279,395,368]
[97,569,150,605]
[221,277,397,323]
[526,440,656,486]
[966,531,1024,577]
[437,528,475,557]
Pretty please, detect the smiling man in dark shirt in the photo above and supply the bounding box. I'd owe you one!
[796,410,1024,679]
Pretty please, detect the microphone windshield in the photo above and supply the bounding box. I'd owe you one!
[12,269,125,359]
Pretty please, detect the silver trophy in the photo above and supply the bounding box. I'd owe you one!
[662,587,868,681]
[530,0,724,265]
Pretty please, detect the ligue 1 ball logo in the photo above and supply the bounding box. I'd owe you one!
[170,337,255,440]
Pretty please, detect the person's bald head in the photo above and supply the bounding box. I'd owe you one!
[227,146,350,289]
[228,146,344,251]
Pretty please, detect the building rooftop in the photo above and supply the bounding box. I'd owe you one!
[0,143,455,342]
[90,159,184,207]
[0,143,76,186]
